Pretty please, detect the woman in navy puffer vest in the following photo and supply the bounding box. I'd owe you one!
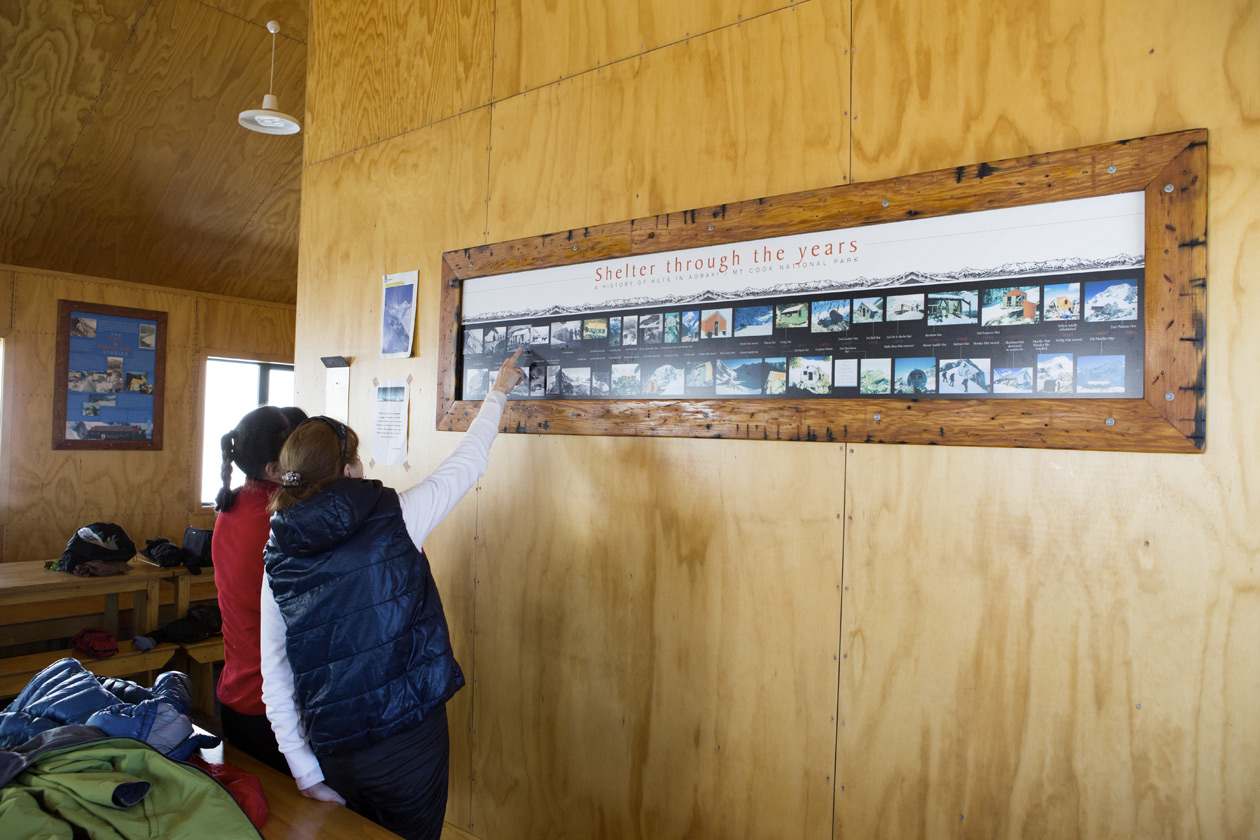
[259,351,523,840]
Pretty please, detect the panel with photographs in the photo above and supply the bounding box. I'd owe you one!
[458,269,1143,401]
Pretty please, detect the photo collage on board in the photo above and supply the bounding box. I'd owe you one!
[459,270,1143,401]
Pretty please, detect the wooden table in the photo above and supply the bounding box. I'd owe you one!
[202,744,406,839]
[0,558,177,638]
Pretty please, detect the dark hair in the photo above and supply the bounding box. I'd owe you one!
[269,417,361,514]
[216,405,308,512]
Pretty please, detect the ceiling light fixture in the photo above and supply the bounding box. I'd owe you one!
[238,21,300,135]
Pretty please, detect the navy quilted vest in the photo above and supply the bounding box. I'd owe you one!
[263,478,464,755]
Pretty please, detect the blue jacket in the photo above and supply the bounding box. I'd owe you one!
[264,478,464,755]
[0,659,217,761]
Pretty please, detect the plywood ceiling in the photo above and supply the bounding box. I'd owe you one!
[0,0,308,304]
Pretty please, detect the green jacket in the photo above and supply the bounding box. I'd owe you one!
[0,728,259,839]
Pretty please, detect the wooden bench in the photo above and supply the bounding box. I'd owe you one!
[0,644,179,698]
[180,637,225,715]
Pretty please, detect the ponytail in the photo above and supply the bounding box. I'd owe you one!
[215,429,239,512]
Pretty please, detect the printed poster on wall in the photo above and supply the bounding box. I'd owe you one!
[381,270,418,359]
[457,193,1145,401]
[54,301,166,449]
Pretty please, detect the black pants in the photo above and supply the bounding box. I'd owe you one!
[219,702,290,777]
[319,706,450,840]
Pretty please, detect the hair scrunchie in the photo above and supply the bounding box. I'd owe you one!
[282,470,302,487]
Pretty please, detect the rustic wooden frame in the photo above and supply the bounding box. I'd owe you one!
[437,130,1206,452]
[53,300,167,451]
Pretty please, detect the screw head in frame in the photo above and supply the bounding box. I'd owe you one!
[708,224,714,231]
[873,413,881,421]
[881,199,889,207]
[1164,183,1175,193]
[1165,392,1175,401]
[1107,165,1117,174]
[1105,417,1115,426]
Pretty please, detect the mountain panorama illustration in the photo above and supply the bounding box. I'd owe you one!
[464,254,1144,324]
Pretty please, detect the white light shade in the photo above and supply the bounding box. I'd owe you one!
[239,93,300,135]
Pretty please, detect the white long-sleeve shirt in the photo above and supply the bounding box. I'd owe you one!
[259,392,507,789]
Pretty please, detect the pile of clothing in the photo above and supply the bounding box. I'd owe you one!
[0,659,263,838]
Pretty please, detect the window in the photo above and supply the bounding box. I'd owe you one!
[201,357,295,506]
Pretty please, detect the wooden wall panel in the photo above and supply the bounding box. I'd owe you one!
[294,108,492,824]
[0,266,295,563]
[471,434,844,839]
[295,0,1260,838]
[0,0,145,264]
[14,0,305,302]
[305,0,493,164]
[488,0,851,242]
[838,0,1260,837]
[492,0,799,98]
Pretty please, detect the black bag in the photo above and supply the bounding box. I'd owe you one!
[182,526,213,566]
[55,522,136,573]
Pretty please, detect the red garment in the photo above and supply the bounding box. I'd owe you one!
[185,755,269,828]
[213,480,274,715]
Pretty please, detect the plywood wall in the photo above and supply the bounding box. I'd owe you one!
[0,264,296,564]
[296,0,1260,837]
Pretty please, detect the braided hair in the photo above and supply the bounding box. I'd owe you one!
[215,405,308,512]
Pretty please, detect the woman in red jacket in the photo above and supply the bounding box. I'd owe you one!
[212,404,307,773]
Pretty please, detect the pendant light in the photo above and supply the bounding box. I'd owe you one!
[239,21,300,135]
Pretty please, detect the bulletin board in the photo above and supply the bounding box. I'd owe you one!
[53,300,167,450]
[436,130,1206,453]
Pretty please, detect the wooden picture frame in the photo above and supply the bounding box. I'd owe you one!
[53,300,167,450]
[437,130,1206,453]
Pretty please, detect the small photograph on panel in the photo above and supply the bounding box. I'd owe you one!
[982,286,1041,326]
[700,308,732,339]
[860,358,892,394]
[124,372,151,394]
[833,358,859,389]
[887,294,924,321]
[774,302,809,329]
[938,358,990,394]
[685,360,715,393]
[592,370,611,397]
[529,363,547,396]
[583,318,609,341]
[545,365,562,395]
[927,290,979,326]
[716,357,764,395]
[463,368,489,400]
[734,305,773,337]
[1075,355,1126,393]
[608,317,622,347]
[681,310,700,342]
[71,316,97,338]
[811,299,851,333]
[1036,353,1074,393]
[561,367,591,396]
[530,324,550,345]
[463,328,483,355]
[640,313,663,344]
[992,367,1034,393]
[82,395,116,416]
[622,315,639,346]
[642,362,684,396]
[510,371,529,398]
[664,312,681,343]
[894,357,937,394]
[611,363,641,396]
[138,324,156,350]
[1043,283,1080,320]
[1083,280,1138,322]
[788,356,832,396]
[852,297,884,324]
[507,325,531,351]
[482,326,505,355]
[551,320,581,348]
[764,357,788,395]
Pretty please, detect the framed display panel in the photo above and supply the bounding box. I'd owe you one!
[437,130,1206,453]
[53,300,167,450]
